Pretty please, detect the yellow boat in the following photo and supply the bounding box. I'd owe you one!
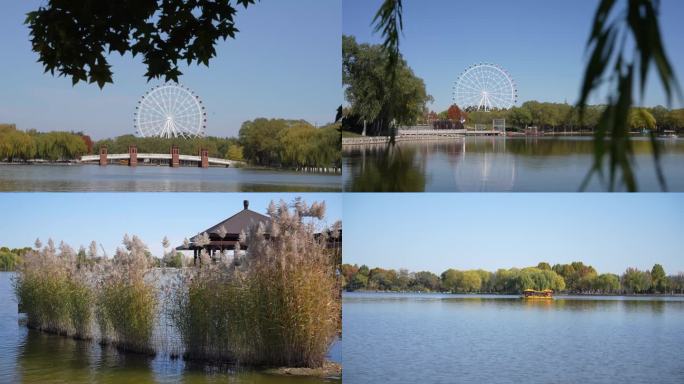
[521,289,553,299]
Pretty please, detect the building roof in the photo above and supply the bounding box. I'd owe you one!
[189,200,270,242]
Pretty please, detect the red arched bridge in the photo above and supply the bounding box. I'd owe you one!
[80,145,242,168]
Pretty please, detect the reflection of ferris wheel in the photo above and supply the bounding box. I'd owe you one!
[453,63,517,111]
[135,83,206,138]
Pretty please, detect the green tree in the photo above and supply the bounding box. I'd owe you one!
[594,273,620,293]
[342,35,431,136]
[629,108,656,130]
[412,271,440,291]
[650,264,668,293]
[348,273,368,291]
[508,106,533,129]
[460,271,482,293]
[238,118,290,166]
[537,262,551,271]
[622,267,652,294]
[225,143,244,161]
[0,250,19,271]
[440,269,462,293]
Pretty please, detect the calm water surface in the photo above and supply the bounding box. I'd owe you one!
[0,165,341,192]
[343,137,684,191]
[343,292,684,384]
[0,273,340,383]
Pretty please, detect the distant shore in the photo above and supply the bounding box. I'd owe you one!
[344,290,684,297]
[0,160,341,174]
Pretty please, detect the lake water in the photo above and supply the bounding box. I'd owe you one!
[0,165,341,192]
[0,272,341,383]
[342,292,684,384]
[342,137,684,191]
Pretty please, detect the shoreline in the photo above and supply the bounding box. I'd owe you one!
[342,133,679,147]
[0,161,342,174]
[344,290,684,297]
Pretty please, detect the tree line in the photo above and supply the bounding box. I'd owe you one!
[0,246,32,271]
[238,118,340,169]
[429,102,684,133]
[0,124,90,161]
[1,119,341,169]
[341,261,684,295]
[341,32,684,137]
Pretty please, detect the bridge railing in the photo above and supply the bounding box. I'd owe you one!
[80,153,241,166]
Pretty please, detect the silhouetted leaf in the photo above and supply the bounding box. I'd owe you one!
[26,0,257,87]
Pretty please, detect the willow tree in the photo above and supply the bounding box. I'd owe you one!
[342,35,431,136]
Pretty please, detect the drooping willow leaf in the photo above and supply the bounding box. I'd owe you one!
[579,0,681,191]
[371,0,403,142]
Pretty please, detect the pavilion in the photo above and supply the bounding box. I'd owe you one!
[177,200,342,265]
[176,200,269,264]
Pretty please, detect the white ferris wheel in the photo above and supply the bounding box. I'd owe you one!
[134,83,206,138]
[453,63,517,111]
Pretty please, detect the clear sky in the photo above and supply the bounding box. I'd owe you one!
[343,0,684,112]
[343,193,684,275]
[0,193,342,257]
[0,0,341,139]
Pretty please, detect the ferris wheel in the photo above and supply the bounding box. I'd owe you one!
[134,83,206,138]
[453,63,517,111]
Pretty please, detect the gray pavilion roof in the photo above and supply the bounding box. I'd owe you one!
[189,200,270,241]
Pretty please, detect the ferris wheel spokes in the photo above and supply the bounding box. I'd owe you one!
[453,63,517,111]
[134,83,206,138]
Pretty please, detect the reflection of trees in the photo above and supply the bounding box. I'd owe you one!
[437,296,680,315]
[621,299,668,314]
[18,329,155,382]
[350,144,426,191]
[473,138,684,157]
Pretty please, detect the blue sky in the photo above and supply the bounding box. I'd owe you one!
[343,193,684,275]
[343,0,684,112]
[0,0,341,139]
[0,193,342,257]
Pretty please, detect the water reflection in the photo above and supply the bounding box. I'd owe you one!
[347,143,426,192]
[343,292,683,314]
[343,137,684,191]
[18,331,154,383]
[0,165,341,192]
[343,292,684,384]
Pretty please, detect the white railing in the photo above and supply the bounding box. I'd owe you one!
[398,129,466,136]
[80,153,241,166]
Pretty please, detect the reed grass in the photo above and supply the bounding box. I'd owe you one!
[15,201,341,368]
[98,279,156,354]
[96,235,157,355]
[173,199,341,368]
[14,241,94,339]
[15,236,157,354]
